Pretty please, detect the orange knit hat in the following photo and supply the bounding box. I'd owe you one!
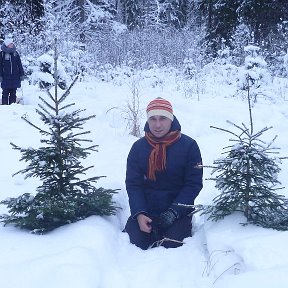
[146,97,174,121]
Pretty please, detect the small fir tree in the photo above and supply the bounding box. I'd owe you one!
[202,78,288,230]
[0,40,119,233]
[237,44,271,103]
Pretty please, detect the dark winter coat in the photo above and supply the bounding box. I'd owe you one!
[0,44,24,89]
[125,116,203,219]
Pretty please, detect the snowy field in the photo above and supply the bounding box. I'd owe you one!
[1,69,288,288]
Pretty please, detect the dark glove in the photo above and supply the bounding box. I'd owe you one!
[0,76,3,83]
[157,209,179,231]
[20,75,25,81]
[151,222,160,242]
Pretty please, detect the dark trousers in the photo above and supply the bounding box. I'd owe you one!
[2,88,17,105]
[124,215,192,250]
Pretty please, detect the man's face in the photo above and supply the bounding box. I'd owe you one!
[147,115,172,138]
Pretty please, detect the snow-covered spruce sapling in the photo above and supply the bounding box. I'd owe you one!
[202,77,288,230]
[0,41,119,234]
[236,44,271,103]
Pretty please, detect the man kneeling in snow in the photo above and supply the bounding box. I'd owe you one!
[124,97,203,249]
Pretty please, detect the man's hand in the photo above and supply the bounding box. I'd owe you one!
[157,209,179,231]
[137,214,152,233]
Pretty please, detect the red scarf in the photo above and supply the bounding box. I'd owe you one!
[145,131,181,181]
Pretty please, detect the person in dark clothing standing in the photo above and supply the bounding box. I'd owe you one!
[124,97,203,250]
[0,38,24,105]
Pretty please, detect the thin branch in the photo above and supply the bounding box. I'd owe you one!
[210,125,239,138]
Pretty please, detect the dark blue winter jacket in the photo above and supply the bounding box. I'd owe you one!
[126,116,203,218]
[0,45,24,89]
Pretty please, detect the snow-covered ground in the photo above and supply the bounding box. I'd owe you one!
[1,69,288,288]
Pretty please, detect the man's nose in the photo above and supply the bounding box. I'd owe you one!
[155,119,161,126]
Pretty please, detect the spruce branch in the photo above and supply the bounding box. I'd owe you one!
[20,115,51,136]
[58,75,79,104]
[38,96,57,113]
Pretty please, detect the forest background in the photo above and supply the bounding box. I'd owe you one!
[1,0,288,78]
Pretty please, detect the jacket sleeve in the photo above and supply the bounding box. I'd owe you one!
[17,54,24,76]
[0,52,3,77]
[125,142,148,218]
[171,140,203,217]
